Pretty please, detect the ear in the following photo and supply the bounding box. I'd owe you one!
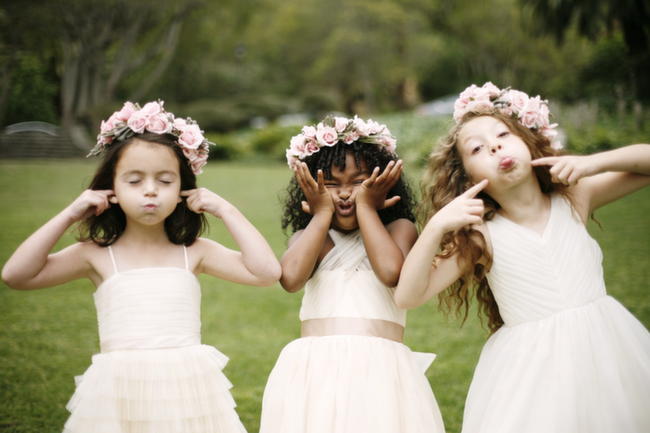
[109,196,119,204]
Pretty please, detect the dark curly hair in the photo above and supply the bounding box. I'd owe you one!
[78,132,207,246]
[281,140,416,233]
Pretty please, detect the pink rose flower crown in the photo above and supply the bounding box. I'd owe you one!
[453,82,562,149]
[285,115,397,169]
[89,100,212,175]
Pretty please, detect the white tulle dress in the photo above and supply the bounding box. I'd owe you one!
[62,246,247,433]
[461,194,650,433]
[260,229,445,433]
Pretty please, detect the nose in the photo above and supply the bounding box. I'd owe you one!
[338,185,352,200]
[489,142,502,154]
[143,179,157,196]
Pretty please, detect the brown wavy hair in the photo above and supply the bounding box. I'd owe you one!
[419,111,568,333]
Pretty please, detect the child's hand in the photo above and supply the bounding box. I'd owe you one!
[181,188,233,218]
[431,179,487,233]
[356,160,403,211]
[64,189,114,221]
[531,155,599,186]
[295,162,335,216]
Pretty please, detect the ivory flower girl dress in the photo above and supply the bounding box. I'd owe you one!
[462,194,650,433]
[63,246,247,433]
[260,229,445,433]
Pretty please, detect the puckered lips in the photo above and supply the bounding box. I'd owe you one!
[143,203,159,211]
[336,200,355,217]
[498,156,515,171]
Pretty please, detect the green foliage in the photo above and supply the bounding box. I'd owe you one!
[3,53,58,125]
[250,125,297,161]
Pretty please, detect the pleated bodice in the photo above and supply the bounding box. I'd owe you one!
[299,229,406,326]
[485,194,606,326]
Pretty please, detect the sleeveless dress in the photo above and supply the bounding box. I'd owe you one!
[62,246,247,433]
[260,229,445,433]
[461,194,650,433]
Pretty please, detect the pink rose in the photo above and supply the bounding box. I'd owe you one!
[381,136,397,153]
[334,117,349,132]
[127,111,148,133]
[504,90,529,115]
[140,101,163,118]
[301,125,317,138]
[352,116,371,136]
[343,130,360,144]
[100,117,117,134]
[190,155,208,174]
[481,82,501,98]
[173,118,188,130]
[146,113,172,134]
[304,138,319,155]
[466,99,494,114]
[316,125,338,147]
[115,102,137,122]
[286,149,299,168]
[519,96,544,128]
[178,124,204,150]
[365,119,384,135]
[289,134,307,157]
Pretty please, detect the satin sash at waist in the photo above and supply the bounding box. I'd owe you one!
[301,317,404,342]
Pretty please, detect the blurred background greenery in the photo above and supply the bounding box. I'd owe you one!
[1,0,649,161]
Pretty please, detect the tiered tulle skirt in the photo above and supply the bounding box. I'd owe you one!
[462,296,650,433]
[63,344,247,433]
[260,335,445,433]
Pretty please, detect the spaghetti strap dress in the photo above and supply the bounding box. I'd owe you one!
[63,245,247,433]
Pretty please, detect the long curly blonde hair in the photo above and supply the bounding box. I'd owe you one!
[419,111,568,333]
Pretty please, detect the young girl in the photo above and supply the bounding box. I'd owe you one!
[396,82,650,432]
[1,101,281,433]
[259,116,445,433]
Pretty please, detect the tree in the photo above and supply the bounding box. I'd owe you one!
[0,0,199,146]
[521,0,650,101]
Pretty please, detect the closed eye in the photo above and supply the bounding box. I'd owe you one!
[471,144,483,154]
[498,131,510,138]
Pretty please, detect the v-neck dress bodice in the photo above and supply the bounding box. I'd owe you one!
[486,194,606,326]
[461,194,650,433]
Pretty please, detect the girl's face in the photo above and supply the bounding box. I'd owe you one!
[324,152,370,232]
[112,139,182,227]
[457,116,534,190]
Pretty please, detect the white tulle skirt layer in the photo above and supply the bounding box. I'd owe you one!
[63,344,247,433]
[260,335,445,433]
[462,296,650,433]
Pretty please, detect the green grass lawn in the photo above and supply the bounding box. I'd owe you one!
[1,160,648,433]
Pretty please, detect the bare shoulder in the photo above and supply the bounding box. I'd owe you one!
[187,237,226,271]
[471,221,493,261]
[387,218,418,239]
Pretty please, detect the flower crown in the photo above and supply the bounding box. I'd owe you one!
[89,100,212,175]
[453,82,561,149]
[285,115,397,169]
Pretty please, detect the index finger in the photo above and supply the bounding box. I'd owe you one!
[531,157,560,166]
[463,179,488,197]
[180,189,197,197]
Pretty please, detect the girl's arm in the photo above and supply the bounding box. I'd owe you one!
[279,163,334,292]
[355,160,416,287]
[183,188,281,287]
[1,190,113,290]
[395,180,487,309]
[532,144,650,217]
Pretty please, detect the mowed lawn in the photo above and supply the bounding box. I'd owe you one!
[1,160,648,433]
